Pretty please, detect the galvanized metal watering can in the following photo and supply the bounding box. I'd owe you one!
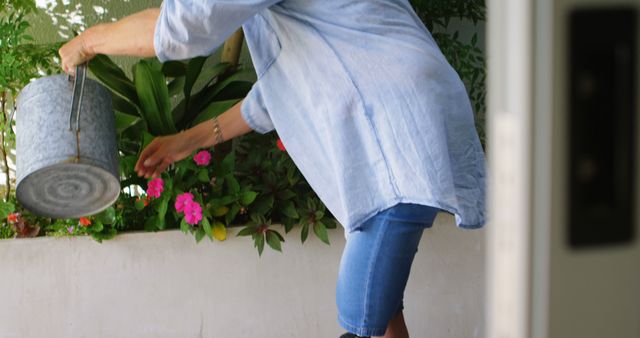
[15,65,120,218]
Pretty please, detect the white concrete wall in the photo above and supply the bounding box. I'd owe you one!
[0,212,485,338]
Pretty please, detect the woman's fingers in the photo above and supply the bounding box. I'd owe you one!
[152,158,173,178]
[59,34,95,75]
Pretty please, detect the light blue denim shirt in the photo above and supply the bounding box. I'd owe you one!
[154,0,486,232]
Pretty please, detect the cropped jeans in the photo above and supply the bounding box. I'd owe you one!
[336,203,440,337]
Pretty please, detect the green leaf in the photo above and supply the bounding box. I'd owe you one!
[226,174,240,194]
[241,191,258,206]
[156,193,170,225]
[212,221,227,241]
[197,168,210,183]
[255,233,265,256]
[115,111,141,134]
[183,56,207,110]
[144,215,159,231]
[134,59,177,135]
[161,60,187,77]
[237,226,256,237]
[202,217,213,240]
[313,221,330,245]
[135,198,147,211]
[195,227,206,243]
[167,77,185,97]
[89,54,138,104]
[96,207,116,225]
[91,220,104,232]
[189,99,239,126]
[0,201,15,219]
[112,94,140,117]
[180,218,190,233]
[225,203,240,224]
[301,223,309,243]
[276,189,297,200]
[212,206,229,217]
[281,201,299,219]
[266,230,282,252]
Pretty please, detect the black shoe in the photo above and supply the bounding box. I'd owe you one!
[340,333,370,338]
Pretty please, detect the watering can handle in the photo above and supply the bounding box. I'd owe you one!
[69,64,87,132]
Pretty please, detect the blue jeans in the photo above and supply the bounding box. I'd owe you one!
[336,203,440,337]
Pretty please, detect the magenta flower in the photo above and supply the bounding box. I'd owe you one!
[175,192,195,213]
[183,201,203,225]
[67,226,74,234]
[193,150,212,166]
[147,178,164,199]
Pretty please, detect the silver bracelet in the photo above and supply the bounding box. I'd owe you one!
[212,116,224,145]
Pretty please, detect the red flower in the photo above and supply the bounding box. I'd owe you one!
[79,217,91,227]
[276,139,286,152]
[7,213,18,223]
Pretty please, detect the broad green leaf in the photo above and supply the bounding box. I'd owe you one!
[255,233,265,256]
[115,112,141,134]
[167,77,185,97]
[157,193,170,221]
[313,221,330,245]
[281,200,299,219]
[226,203,240,224]
[241,191,258,206]
[301,223,309,243]
[89,54,138,104]
[195,227,205,243]
[237,226,255,237]
[0,201,15,219]
[212,221,227,241]
[180,218,190,233]
[190,99,239,126]
[91,220,104,232]
[134,59,177,135]
[183,56,207,111]
[276,189,297,200]
[212,206,229,217]
[202,217,213,240]
[161,60,187,77]
[112,94,140,117]
[266,230,282,252]
[135,198,146,211]
[96,207,116,225]
[225,174,240,194]
[197,168,210,183]
[144,215,158,231]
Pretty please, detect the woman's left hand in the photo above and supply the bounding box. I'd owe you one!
[135,132,196,179]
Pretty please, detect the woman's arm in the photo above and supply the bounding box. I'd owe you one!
[134,100,253,178]
[59,8,160,74]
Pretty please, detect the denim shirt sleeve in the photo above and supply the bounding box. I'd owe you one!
[154,0,282,62]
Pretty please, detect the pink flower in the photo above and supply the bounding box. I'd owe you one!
[193,150,212,166]
[183,201,202,225]
[147,178,164,199]
[67,226,74,234]
[276,139,286,152]
[175,192,195,213]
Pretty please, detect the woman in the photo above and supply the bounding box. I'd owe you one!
[60,1,486,337]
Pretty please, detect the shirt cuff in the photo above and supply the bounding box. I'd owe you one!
[241,84,275,134]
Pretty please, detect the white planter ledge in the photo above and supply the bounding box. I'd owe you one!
[0,212,485,338]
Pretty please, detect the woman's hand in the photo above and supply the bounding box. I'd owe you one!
[58,28,98,75]
[135,132,196,179]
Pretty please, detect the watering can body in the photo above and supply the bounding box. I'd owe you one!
[15,69,120,219]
